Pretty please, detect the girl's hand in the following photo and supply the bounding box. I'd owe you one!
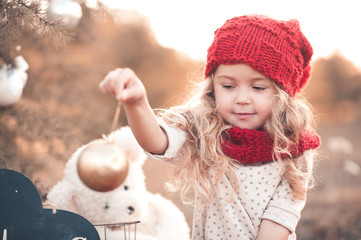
[99,68,146,106]
[99,67,168,155]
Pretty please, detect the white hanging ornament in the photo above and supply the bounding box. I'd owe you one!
[0,56,29,106]
[47,0,83,29]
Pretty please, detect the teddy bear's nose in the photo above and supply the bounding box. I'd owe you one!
[127,206,135,215]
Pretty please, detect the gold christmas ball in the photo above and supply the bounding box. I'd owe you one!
[77,139,128,192]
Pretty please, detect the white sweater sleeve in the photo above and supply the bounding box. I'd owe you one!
[261,150,314,233]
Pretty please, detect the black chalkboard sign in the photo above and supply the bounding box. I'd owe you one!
[0,169,100,240]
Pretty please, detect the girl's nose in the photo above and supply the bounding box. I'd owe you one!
[236,88,251,104]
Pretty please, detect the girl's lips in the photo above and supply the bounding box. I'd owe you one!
[234,112,255,120]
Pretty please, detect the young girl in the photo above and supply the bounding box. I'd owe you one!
[99,15,320,240]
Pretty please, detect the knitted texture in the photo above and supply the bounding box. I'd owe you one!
[205,15,313,97]
[221,128,320,164]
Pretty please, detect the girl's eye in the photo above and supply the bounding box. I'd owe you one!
[222,84,234,89]
[124,185,129,190]
[253,86,266,90]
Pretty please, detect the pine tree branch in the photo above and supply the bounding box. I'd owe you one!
[0,0,70,67]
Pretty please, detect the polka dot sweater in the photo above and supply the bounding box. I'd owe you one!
[149,123,313,240]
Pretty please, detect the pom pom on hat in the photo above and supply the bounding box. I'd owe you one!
[205,15,313,97]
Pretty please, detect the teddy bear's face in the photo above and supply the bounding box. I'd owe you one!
[72,162,149,224]
[48,127,152,225]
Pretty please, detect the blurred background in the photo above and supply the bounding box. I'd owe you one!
[1,0,361,239]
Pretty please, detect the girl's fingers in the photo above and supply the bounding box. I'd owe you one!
[99,70,117,93]
[99,68,142,102]
[99,69,124,94]
[119,85,139,102]
[113,69,131,101]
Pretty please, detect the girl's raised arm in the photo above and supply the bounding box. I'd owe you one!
[99,68,168,155]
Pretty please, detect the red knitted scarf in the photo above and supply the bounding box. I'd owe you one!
[221,128,320,164]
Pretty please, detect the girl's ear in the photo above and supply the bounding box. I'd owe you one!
[209,90,215,98]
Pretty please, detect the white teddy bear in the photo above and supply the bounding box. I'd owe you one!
[46,126,190,240]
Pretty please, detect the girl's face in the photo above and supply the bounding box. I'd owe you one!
[213,63,277,130]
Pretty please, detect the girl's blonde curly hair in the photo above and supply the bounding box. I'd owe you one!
[157,73,317,206]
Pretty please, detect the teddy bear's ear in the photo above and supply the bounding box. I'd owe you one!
[106,126,147,165]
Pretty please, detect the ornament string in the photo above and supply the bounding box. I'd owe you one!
[110,101,122,132]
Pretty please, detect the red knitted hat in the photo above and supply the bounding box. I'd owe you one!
[205,15,313,97]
